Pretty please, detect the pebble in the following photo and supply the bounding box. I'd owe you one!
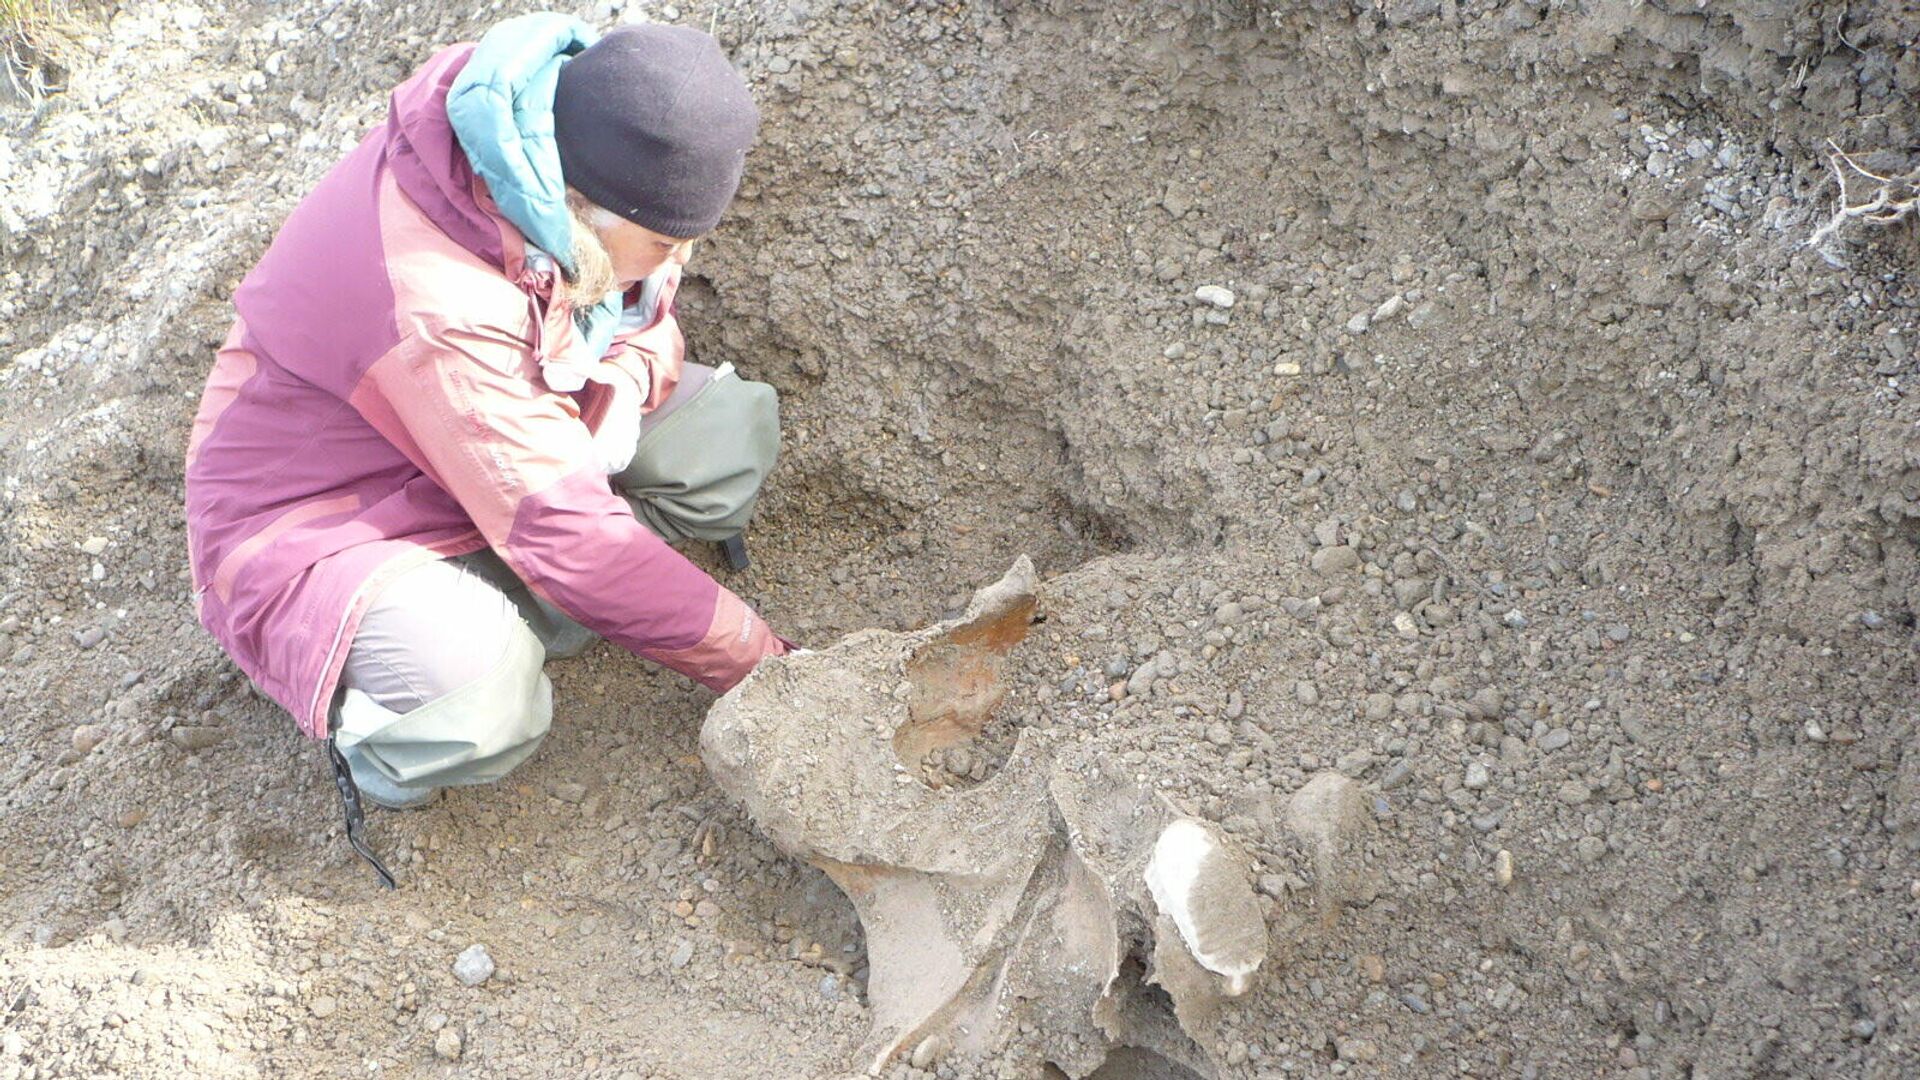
[1494,849,1515,888]
[1310,546,1362,574]
[452,944,495,986]
[167,726,225,752]
[910,1035,945,1069]
[1556,780,1591,805]
[1345,312,1371,334]
[1539,728,1571,752]
[72,724,107,754]
[552,781,587,803]
[1463,762,1490,790]
[433,1026,464,1060]
[308,995,337,1018]
[1576,836,1608,863]
[1378,761,1412,790]
[1336,1037,1378,1062]
[669,939,693,969]
[73,626,106,649]
[1373,294,1405,321]
[1194,284,1236,309]
[80,536,109,556]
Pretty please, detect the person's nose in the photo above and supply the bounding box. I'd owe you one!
[670,239,696,267]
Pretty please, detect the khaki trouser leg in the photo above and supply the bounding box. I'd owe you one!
[331,558,554,800]
[334,624,552,790]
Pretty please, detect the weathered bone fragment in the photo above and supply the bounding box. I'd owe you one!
[703,559,1366,1076]
[1145,818,1267,996]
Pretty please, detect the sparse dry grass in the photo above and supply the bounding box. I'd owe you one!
[2,0,79,100]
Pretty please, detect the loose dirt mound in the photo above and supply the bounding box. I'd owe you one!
[2,2,1916,1078]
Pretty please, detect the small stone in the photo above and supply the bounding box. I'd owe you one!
[1501,609,1529,629]
[308,995,337,1018]
[1378,760,1412,790]
[1194,284,1236,309]
[73,626,106,649]
[1539,728,1572,752]
[1345,312,1371,334]
[910,1035,945,1069]
[167,726,225,752]
[1373,294,1405,321]
[1358,954,1386,983]
[1575,836,1608,863]
[1556,780,1591,805]
[80,536,109,556]
[72,724,107,754]
[552,781,587,803]
[1295,680,1320,705]
[1335,1036,1378,1062]
[669,939,694,969]
[1494,849,1514,888]
[452,944,494,986]
[1463,762,1490,790]
[1311,546,1362,575]
[433,1026,464,1061]
[1206,723,1233,748]
[1851,1018,1878,1039]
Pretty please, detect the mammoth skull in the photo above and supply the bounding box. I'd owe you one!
[702,558,1371,1076]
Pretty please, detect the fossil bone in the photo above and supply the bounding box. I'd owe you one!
[702,558,1363,1076]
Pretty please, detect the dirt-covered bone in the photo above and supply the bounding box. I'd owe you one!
[704,559,1367,1076]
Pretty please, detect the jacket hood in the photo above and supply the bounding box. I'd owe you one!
[445,13,598,273]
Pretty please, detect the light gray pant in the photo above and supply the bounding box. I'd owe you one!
[332,552,573,803]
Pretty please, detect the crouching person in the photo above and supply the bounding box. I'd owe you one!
[183,14,787,880]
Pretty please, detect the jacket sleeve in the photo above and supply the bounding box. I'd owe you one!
[352,317,787,692]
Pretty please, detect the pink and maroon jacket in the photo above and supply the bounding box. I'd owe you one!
[185,44,787,739]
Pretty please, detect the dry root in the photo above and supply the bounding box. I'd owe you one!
[1807,140,1920,262]
[1,0,78,101]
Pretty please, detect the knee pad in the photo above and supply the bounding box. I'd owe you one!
[614,362,779,543]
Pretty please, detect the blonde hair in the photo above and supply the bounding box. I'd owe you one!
[563,190,620,308]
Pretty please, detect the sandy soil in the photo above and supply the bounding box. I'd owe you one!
[1,1,1917,1077]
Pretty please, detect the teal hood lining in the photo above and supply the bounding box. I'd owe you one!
[446,13,622,359]
[446,12,597,276]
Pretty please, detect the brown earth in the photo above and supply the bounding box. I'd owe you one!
[1,1,1917,1078]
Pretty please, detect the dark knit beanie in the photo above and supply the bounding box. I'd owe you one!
[553,24,759,239]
